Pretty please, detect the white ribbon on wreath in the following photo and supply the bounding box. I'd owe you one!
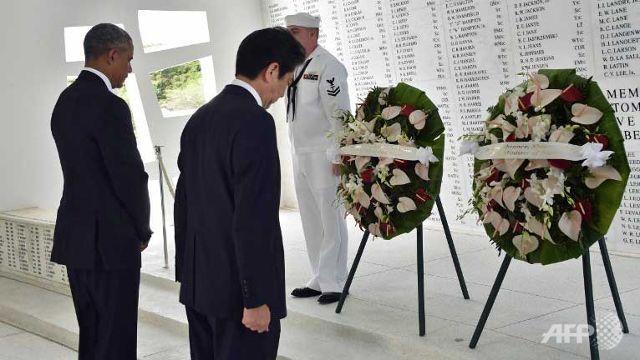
[338,143,439,165]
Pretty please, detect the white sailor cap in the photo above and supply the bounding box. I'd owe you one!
[284,12,320,28]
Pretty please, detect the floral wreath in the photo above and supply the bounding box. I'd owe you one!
[335,83,445,239]
[462,69,630,264]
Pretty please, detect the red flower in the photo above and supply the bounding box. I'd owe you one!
[341,156,352,166]
[400,104,416,117]
[360,168,374,184]
[548,159,572,170]
[394,159,409,169]
[413,188,431,205]
[518,92,533,111]
[588,134,609,150]
[560,85,584,102]
[487,199,499,211]
[520,177,530,190]
[380,222,396,237]
[485,169,500,185]
[505,133,516,142]
[512,222,524,234]
[575,199,593,222]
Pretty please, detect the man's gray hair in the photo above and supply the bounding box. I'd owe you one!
[83,23,132,60]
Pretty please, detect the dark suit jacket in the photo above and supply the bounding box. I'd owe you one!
[50,70,151,269]
[174,84,286,320]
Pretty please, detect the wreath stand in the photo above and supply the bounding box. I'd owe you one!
[469,238,629,359]
[335,197,470,336]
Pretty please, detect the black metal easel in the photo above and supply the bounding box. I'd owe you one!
[469,238,629,359]
[335,197,470,336]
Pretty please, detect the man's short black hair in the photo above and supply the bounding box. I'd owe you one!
[235,27,305,80]
[84,23,132,60]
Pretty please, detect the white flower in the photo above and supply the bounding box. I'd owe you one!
[526,73,549,92]
[381,106,401,120]
[355,156,371,172]
[559,210,582,241]
[397,197,417,213]
[585,165,622,189]
[525,159,549,171]
[374,204,384,220]
[354,188,371,209]
[504,86,525,115]
[571,103,603,125]
[503,186,521,212]
[513,232,540,257]
[409,109,427,130]
[528,115,551,142]
[531,89,562,110]
[381,123,402,142]
[548,126,575,143]
[389,168,410,186]
[524,215,554,243]
[493,158,524,179]
[581,143,613,168]
[415,162,430,181]
[371,183,391,204]
[368,222,382,237]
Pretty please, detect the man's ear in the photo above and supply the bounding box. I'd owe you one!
[265,62,280,83]
[106,48,118,65]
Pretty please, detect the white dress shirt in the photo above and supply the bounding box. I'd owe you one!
[82,67,113,92]
[231,78,262,107]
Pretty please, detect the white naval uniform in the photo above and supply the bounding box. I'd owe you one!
[287,45,350,293]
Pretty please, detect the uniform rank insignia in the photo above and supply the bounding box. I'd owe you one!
[303,73,319,80]
[326,77,340,96]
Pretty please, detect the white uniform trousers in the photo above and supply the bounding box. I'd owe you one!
[293,151,348,293]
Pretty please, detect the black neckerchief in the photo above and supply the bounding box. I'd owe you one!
[286,58,313,122]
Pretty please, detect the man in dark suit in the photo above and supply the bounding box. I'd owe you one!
[174,27,305,359]
[50,23,151,360]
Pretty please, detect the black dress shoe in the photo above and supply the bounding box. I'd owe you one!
[317,292,343,304]
[291,287,322,298]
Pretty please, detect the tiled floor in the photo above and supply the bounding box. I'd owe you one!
[0,322,75,360]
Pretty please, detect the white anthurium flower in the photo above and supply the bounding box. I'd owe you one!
[371,183,391,204]
[486,114,506,130]
[524,187,545,209]
[571,103,603,125]
[378,87,390,106]
[354,188,371,209]
[409,109,427,130]
[503,86,525,115]
[559,210,582,241]
[374,204,384,220]
[490,186,504,208]
[585,165,622,189]
[377,157,394,168]
[355,156,371,172]
[381,106,401,120]
[493,158,524,179]
[389,168,411,186]
[503,186,521,212]
[381,122,402,142]
[368,222,382,237]
[548,126,575,143]
[415,162,430,181]
[513,232,540,257]
[397,197,417,213]
[356,106,366,121]
[527,73,550,92]
[525,159,549,171]
[484,211,509,235]
[531,88,563,110]
[524,216,554,243]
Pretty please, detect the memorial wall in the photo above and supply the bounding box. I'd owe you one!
[263,0,640,256]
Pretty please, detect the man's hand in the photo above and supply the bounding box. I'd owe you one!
[242,304,271,333]
[331,163,340,176]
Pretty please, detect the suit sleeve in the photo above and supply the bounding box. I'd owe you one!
[231,112,280,309]
[173,132,187,282]
[96,98,152,244]
[319,60,351,163]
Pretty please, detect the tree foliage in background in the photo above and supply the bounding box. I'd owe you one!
[151,60,204,112]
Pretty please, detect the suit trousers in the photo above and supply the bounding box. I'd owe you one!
[186,306,280,360]
[292,151,349,293]
[67,267,140,360]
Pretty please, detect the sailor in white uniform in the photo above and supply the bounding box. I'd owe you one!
[285,12,350,304]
